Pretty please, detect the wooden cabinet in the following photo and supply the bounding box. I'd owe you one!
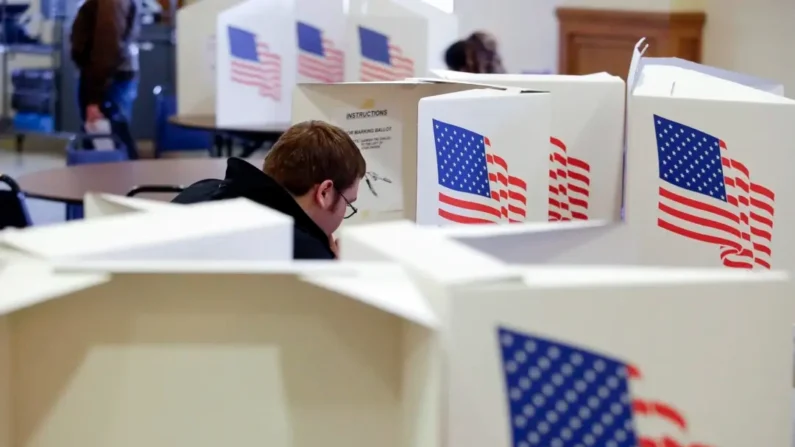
[556,8,706,79]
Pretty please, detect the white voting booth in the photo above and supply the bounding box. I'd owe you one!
[446,44,795,273]
[216,0,295,129]
[416,89,550,224]
[215,0,346,129]
[176,0,248,115]
[1,206,793,447]
[292,80,550,225]
[625,44,795,272]
[430,70,626,222]
[345,1,429,82]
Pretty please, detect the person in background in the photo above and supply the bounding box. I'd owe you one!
[70,0,141,159]
[465,31,506,74]
[444,40,468,71]
[172,121,367,260]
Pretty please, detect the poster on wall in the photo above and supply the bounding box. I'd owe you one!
[331,101,403,217]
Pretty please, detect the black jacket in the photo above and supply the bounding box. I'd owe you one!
[172,158,335,260]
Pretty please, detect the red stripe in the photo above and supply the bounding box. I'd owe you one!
[438,192,501,218]
[659,187,739,224]
[438,209,494,224]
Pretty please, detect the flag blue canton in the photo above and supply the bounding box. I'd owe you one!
[358,26,391,64]
[297,22,325,56]
[432,119,491,198]
[228,26,259,62]
[498,327,638,447]
[654,115,727,202]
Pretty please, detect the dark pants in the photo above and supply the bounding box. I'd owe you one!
[78,75,139,160]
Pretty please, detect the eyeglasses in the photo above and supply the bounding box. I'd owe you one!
[336,188,357,219]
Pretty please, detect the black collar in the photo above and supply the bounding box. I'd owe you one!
[222,158,329,244]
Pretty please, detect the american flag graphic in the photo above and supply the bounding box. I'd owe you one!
[498,327,713,447]
[227,26,282,101]
[358,26,414,81]
[297,22,344,83]
[549,137,591,221]
[433,119,528,224]
[654,115,775,269]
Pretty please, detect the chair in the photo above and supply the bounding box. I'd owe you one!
[65,134,129,221]
[0,173,32,229]
[153,86,213,158]
[126,185,185,197]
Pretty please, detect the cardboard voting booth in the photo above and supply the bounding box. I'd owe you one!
[338,220,794,447]
[345,13,428,82]
[215,0,347,129]
[416,89,551,225]
[216,0,295,129]
[292,80,550,226]
[176,0,248,115]
[430,70,626,222]
[0,199,293,263]
[625,51,795,271]
[2,215,791,447]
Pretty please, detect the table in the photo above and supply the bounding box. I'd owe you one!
[169,114,287,158]
[17,159,253,205]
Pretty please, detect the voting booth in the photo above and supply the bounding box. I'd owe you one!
[292,80,551,225]
[625,44,795,272]
[215,0,347,129]
[1,205,793,447]
[345,3,429,82]
[339,221,794,447]
[443,45,795,272]
[216,0,295,129]
[431,70,626,222]
[176,0,248,115]
[416,89,550,225]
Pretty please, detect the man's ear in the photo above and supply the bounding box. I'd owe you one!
[316,180,334,206]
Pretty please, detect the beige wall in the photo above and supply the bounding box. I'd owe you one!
[702,0,795,96]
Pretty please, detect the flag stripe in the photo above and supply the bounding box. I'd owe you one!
[549,137,591,221]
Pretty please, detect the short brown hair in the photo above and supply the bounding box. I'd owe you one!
[263,120,366,196]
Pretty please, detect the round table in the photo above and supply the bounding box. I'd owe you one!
[169,114,287,158]
[17,159,258,205]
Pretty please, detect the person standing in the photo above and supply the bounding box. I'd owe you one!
[70,0,141,159]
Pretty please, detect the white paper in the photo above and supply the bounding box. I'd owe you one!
[332,106,403,213]
[85,119,115,151]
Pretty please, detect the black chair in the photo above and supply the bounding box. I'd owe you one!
[0,174,33,229]
[126,185,185,197]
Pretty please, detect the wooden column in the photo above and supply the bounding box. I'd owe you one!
[556,8,706,79]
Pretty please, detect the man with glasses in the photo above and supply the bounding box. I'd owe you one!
[172,120,366,259]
